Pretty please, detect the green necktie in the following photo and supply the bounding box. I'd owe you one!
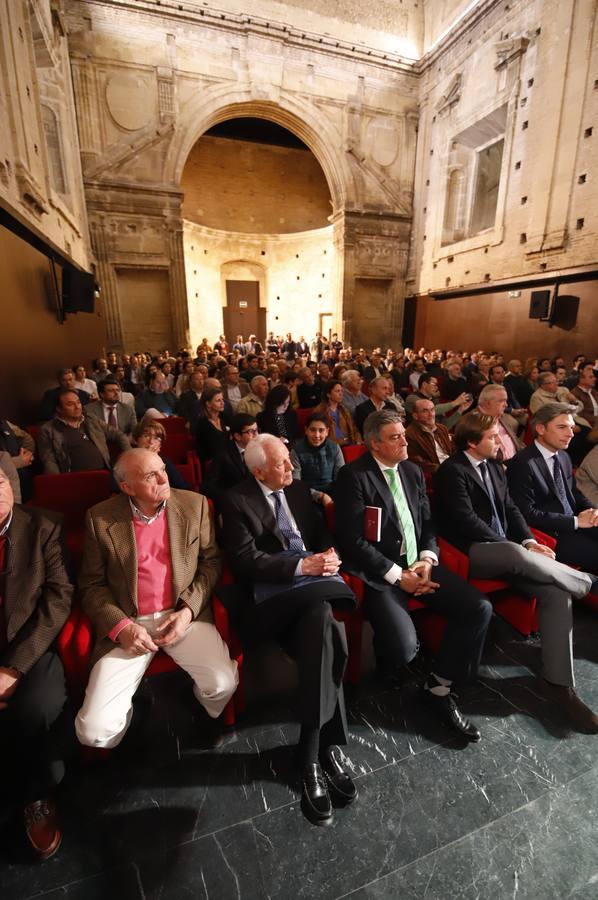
[384,468,418,566]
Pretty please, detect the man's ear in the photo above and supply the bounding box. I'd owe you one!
[119,480,135,497]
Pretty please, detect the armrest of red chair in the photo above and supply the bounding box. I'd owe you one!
[530,528,557,550]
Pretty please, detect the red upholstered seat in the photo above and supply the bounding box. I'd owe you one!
[341,444,367,464]
[295,407,314,436]
[161,432,193,464]
[161,416,188,434]
[32,471,113,529]
[438,537,539,636]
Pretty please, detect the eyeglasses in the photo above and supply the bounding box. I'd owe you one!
[241,427,259,436]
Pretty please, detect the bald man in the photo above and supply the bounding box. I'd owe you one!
[75,449,238,749]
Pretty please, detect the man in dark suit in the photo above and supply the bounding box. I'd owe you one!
[85,377,137,435]
[335,410,492,742]
[362,352,387,384]
[202,413,257,509]
[435,413,597,732]
[176,371,204,429]
[220,434,357,826]
[508,403,598,571]
[354,376,396,437]
[0,471,73,858]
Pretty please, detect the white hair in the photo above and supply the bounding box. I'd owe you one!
[113,448,155,485]
[244,434,285,473]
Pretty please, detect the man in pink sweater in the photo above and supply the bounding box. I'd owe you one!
[75,448,238,748]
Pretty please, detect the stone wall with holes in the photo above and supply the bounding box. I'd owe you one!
[184,222,336,347]
[0,0,90,267]
[65,0,419,350]
[409,0,598,299]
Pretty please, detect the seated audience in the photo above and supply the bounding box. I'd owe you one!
[0,470,73,859]
[341,369,367,416]
[174,360,195,397]
[290,412,345,506]
[39,369,91,422]
[86,377,137,435]
[136,372,177,419]
[530,371,590,464]
[313,380,359,446]
[38,389,130,473]
[195,385,231,464]
[508,403,598,571]
[334,410,492,741]
[131,420,191,490]
[202,413,258,508]
[441,361,469,402]
[477,384,523,461]
[257,384,298,445]
[571,363,598,430]
[92,358,111,383]
[221,365,250,411]
[504,359,532,408]
[75,448,238,750]
[576,446,598,507]
[0,417,35,501]
[177,370,205,429]
[435,413,597,732]
[220,435,357,826]
[296,366,321,409]
[405,373,469,430]
[405,397,453,474]
[354,375,397,437]
[73,365,98,399]
[236,375,269,418]
[362,352,387,383]
[489,364,528,427]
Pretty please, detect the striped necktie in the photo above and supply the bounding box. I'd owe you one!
[551,455,574,516]
[271,491,304,552]
[384,468,418,566]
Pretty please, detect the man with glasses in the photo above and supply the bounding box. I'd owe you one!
[0,470,73,859]
[75,448,238,750]
[202,413,258,510]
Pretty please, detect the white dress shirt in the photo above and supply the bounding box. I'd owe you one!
[371,455,438,586]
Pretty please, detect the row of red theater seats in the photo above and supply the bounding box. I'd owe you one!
[36,464,551,735]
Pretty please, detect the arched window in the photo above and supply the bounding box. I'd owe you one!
[41,104,66,195]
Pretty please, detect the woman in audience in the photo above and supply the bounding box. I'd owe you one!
[73,365,98,399]
[290,412,345,507]
[313,380,359,446]
[161,360,176,390]
[194,385,231,463]
[256,384,298,445]
[130,420,191,490]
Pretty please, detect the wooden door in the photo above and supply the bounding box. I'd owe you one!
[223,280,264,343]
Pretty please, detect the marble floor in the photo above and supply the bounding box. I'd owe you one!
[3,610,598,900]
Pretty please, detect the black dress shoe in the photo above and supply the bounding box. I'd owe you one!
[320,746,358,805]
[422,689,481,742]
[300,763,333,826]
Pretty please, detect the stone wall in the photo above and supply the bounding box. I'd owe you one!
[0,0,90,269]
[66,0,419,351]
[184,222,336,346]
[182,135,331,233]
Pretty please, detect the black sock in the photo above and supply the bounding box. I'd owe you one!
[298,726,320,767]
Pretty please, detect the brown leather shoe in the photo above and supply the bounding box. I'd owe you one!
[543,681,598,734]
[24,799,62,860]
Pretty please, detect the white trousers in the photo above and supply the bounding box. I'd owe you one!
[75,609,239,748]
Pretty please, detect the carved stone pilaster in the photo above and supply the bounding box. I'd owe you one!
[89,217,124,349]
[167,222,191,349]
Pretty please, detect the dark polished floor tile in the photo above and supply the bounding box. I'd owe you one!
[349,766,598,900]
[24,866,144,900]
[138,821,265,900]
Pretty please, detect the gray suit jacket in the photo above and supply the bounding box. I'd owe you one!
[1,506,73,674]
[37,416,130,473]
[85,400,137,435]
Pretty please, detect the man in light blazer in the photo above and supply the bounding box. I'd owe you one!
[75,449,238,750]
[334,410,492,743]
[435,412,597,733]
[0,471,73,859]
[85,377,137,435]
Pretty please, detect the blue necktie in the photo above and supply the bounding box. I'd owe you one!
[551,454,575,516]
[479,461,506,538]
[271,492,304,552]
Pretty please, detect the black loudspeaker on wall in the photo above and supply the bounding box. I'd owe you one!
[62,267,96,313]
[529,290,550,319]
[550,294,580,330]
